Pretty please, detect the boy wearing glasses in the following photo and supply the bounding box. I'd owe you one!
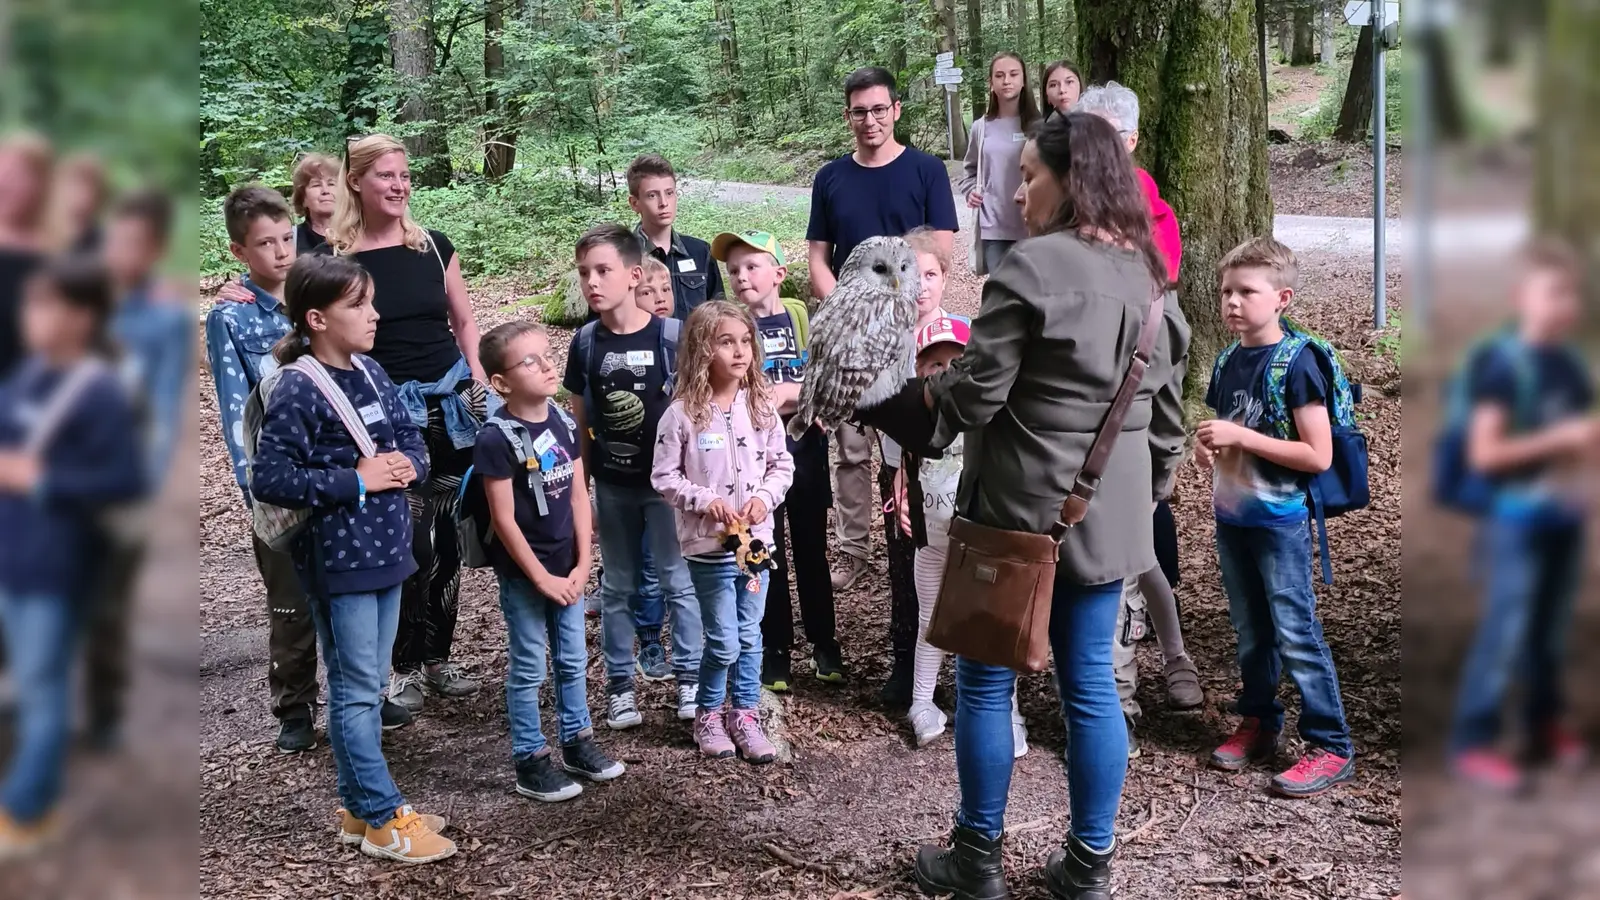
[474,320,626,802]
[805,65,960,700]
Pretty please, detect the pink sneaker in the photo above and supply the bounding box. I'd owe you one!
[694,707,735,759]
[1452,748,1523,792]
[726,707,777,764]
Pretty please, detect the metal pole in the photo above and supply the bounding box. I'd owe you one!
[1412,23,1431,336]
[946,87,957,160]
[1372,2,1387,330]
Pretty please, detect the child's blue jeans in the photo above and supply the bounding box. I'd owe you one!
[1216,518,1353,758]
[500,575,593,758]
[632,536,665,641]
[0,590,80,824]
[593,480,701,684]
[307,584,407,827]
[1451,513,1583,754]
[690,561,769,711]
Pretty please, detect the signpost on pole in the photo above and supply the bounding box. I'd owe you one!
[934,55,965,160]
[1344,0,1399,330]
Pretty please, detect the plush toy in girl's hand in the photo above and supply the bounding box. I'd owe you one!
[721,519,774,586]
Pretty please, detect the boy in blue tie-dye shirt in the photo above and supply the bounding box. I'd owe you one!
[1197,237,1353,799]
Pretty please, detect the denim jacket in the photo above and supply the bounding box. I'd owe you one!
[204,278,291,503]
[115,281,194,493]
[392,354,501,450]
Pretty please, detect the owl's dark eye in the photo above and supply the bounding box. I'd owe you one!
[873,263,887,274]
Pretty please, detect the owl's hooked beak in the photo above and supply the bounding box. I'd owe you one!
[891,276,900,293]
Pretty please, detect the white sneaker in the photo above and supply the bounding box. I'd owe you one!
[676,682,698,721]
[908,702,948,747]
[605,688,643,730]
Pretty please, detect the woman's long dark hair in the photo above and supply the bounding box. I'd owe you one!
[984,51,1041,133]
[273,254,373,365]
[1032,111,1168,288]
[1040,60,1082,117]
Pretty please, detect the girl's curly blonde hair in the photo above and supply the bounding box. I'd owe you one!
[674,300,775,431]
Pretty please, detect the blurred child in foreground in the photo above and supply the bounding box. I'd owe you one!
[0,255,145,857]
[1450,240,1596,791]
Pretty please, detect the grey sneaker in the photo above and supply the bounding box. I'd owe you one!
[388,670,426,713]
[676,681,699,721]
[425,661,480,697]
[606,686,643,730]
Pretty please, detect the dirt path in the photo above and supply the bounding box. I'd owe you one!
[199,222,1403,898]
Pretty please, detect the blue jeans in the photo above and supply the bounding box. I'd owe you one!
[954,576,1125,851]
[500,575,592,758]
[1451,515,1583,753]
[308,584,407,827]
[633,536,665,639]
[594,480,701,684]
[1217,519,1353,758]
[690,561,770,710]
[0,591,80,823]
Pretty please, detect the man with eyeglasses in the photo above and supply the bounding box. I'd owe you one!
[805,66,958,702]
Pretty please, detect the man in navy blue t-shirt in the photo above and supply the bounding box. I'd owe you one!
[805,65,960,703]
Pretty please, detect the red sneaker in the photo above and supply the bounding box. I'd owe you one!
[1271,748,1355,798]
[1541,724,1589,770]
[1209,717,1280,771]
[1451,748,1522,792]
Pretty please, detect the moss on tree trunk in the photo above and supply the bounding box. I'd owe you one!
[1077,0,1273,407]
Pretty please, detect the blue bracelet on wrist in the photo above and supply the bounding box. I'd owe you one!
[356,472,367,509]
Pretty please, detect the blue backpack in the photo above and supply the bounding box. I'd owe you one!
[1212,321,1370,584]
[1430,329,1546,517]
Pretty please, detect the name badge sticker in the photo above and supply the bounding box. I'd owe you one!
[677,258,697,273]
[531,429,558,457]
[358,402,386,425]
[625,350,655,367]
[763,335,787,354]
[1012,131,1026,142]
[698,433,727,450]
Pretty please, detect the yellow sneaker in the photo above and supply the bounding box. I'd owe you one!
[337,807,447,846]
[360,805,457,864]
[0,810,57,861]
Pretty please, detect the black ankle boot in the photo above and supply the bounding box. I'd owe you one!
[914,824,1009,900]
[1043,835,1114,900]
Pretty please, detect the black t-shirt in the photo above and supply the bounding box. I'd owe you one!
[562,317,670,486]
[472,407,581,579]
[0,248,41,378]
[296,221,328,255]
[316,230,460,385]
[1469,341,1594,487]
[1203,341,1328,526]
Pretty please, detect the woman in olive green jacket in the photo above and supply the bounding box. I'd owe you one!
[867,112,1188,900]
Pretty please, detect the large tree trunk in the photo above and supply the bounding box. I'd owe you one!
[482,0,519,179]
[1333,23,1374,142]
[1290,5,1315,65]
[713,0,747,132]
[931,0,969,158]
[1319,5,1335,63]
[1254,0,1269,111]
[389,0,451,187]
[1536,0,1600,306]
[966,0,983,121]
[1419,27,1468,143]
[1076,0,1273,392]
[1275,17,1290,61]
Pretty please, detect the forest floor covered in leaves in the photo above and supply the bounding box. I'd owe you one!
[199,174,1402,898]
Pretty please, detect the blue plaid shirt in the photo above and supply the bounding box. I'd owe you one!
[203,278,290,503]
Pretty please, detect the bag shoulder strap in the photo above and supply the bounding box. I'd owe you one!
[575,320,599,419]
[26,359,110,455]
[1262,330,1313,440]
[1055,288,1166,534]
[781,298,811,351]
[489,414,529,464]
[289,357,379,458]
[427,231,447,280]
[660,316,682,387]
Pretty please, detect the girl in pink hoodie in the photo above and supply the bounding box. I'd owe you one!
[652,300,794,763]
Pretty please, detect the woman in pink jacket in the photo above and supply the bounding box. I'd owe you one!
[652,300,794,764]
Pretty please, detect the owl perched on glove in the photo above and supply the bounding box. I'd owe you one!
[787,236,921,440]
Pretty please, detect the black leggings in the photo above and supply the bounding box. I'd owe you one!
[764,430,836,654]
[879,465,918,666]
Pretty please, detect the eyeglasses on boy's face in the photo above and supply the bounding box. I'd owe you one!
[846,105,895,123]
[504,352,552,374]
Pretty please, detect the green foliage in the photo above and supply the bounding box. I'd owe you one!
[1375,313,1403,366]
